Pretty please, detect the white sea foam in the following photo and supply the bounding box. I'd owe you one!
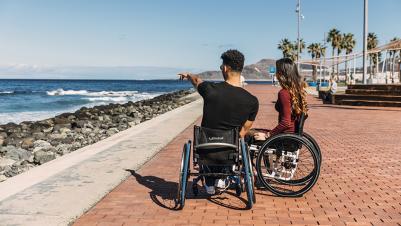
[46,88,161,103]
[46,89,141,97]
[0,111,66,125]
[46,89,89,96]
[1,90,164,124]
[85,92,160,103]
[0,91,14,94]
[85,96,129,102]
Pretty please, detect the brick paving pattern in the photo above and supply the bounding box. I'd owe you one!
[74,85,401,226]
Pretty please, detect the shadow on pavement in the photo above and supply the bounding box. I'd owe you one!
[207,191,249,210]
[126,169,180,211]
[127,169,251,211]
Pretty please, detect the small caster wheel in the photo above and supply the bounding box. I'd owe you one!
[192,184,199,196]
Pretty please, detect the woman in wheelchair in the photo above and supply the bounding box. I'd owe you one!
[245,58,321,197]
[251,57,308,141]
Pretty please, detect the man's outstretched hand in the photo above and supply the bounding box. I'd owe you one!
[178,72,192,80]
[178,72,203,88]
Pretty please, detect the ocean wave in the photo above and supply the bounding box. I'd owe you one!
[85,92,160,103]
[0,111,66,125]
[46,88,141,97]
[86,96,129,102]
[0,90,43,95]
[46,89,89,96]
[0,91,14,94]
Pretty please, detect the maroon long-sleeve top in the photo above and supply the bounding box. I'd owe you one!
[270,89,300,136]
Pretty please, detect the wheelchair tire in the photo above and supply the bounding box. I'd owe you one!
[177,141,191,209]
[256,134,320,197]
[240,139,254,209]
[275,132,322,186]
[303,132,322,165]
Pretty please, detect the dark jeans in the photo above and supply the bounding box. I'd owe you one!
[322,91,333,103]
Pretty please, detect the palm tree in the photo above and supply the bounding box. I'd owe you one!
[335,35,345,81]
[367,32,380,78]
[294,39,306,62]
[316,43,326,59]
[316,43,326,82]
[278,39,295,61]
[307,43,326,82]
[327,28,341,78]
[307,43,318,81]
[343,33,356,84]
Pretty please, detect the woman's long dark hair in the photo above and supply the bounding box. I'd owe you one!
[275,58,308,116]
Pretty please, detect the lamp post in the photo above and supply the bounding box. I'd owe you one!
[296,0,301,70]
[362,0,368,84]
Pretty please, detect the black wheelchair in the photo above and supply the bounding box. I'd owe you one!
[177,126,255,209]
[248,113,322,197]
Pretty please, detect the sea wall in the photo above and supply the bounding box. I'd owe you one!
[0,89,195,182]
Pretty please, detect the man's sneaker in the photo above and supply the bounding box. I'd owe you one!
[215,178,228,189]
[204,184,215,195]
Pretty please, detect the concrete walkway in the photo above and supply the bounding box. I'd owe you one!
[73,85,401,226]
[0,95,203,226]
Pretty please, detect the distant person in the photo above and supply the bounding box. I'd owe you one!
[179,49,259,195]
[240,75,246,87]
[322,78,337,103]
[329,78,337,94]
[251,58,308,141]
[272,74,276,86]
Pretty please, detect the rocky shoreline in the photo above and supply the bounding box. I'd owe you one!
[0,89,196,182]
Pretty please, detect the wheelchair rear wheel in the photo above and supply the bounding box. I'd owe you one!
[256,134,320,197]
[275,132,322,186]
[177,141,191,209]
[303,132,322,165]
[240,139,255,209]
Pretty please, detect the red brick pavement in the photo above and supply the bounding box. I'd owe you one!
[73,85,401,226]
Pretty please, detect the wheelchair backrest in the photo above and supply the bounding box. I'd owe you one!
[193,126,239,166]
[296,112,307,135]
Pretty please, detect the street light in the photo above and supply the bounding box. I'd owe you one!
[296,0,304,70]
[363,0,368,84]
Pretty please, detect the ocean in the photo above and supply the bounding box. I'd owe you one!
[0,79,193,125]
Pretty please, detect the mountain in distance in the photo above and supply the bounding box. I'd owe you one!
[0,59,277,80]
[198,58,276,80]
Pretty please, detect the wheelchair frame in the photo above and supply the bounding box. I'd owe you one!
[177,126,255,209]
[249,113,322,197]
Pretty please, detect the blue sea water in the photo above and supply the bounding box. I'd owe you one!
[0,79,192,124]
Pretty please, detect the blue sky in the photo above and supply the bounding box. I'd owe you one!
[0,0,400,78]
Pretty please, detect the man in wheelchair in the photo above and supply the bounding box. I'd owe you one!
[179,49,259,195]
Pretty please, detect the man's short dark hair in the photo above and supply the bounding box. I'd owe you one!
[221,49,245,72]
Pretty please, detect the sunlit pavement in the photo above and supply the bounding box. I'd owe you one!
[74,84,401,226]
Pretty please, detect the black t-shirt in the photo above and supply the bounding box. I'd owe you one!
[197,81,259,130]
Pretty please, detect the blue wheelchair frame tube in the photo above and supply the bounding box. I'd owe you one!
[179,141,191,207]
[240,138,254,208]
